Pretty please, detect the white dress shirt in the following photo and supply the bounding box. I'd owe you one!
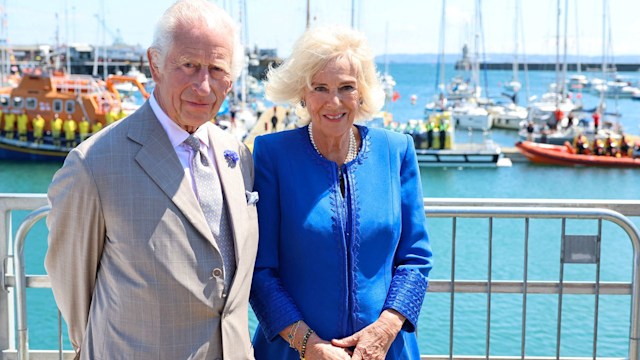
[149,92,220,197]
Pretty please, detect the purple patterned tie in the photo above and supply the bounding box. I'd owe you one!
[184,135,235,290]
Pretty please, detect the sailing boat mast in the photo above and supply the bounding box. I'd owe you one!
[306,0,310,29]
[560,0,569,99]
[554,0,561,105]
[0,0,6,86]
[471,0,488,99]
[101,0,107,79]
[574,0,581,74]
[434,0,446,94]
[381,21,395,112]
[512,1,519,87]
[506,0,528,99]
[351,0,355,28]
[383,22,389,77]
[65,0,71,74]
[601,0,607,88]
[238,0,248,111]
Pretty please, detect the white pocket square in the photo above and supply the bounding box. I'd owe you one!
[245,191,259,205]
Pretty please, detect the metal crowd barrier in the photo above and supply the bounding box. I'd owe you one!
[421,198,640,360]
[1,194,639,360]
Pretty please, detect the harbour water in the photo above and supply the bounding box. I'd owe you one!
[1,63,639,356]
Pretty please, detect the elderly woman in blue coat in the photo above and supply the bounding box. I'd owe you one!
[250,25,433,360]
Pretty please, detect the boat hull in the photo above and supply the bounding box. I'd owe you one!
[452,112,493,131]
[491,115,524,130]
[515,140,640,167]
[415,145,510,167]
[0,138,69,162]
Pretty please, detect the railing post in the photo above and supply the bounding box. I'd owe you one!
[14,206,50,360]
[631,241,640,360]
[1,206,13,353]
[0,194,49,357]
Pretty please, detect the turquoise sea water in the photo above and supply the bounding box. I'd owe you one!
[1,63,639,356]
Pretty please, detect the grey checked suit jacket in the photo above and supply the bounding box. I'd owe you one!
[45,102,258,359]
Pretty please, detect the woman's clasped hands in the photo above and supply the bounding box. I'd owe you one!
[303,335,351,360]
[330,309,405,360]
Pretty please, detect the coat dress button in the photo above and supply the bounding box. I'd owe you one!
[212,268,223,277]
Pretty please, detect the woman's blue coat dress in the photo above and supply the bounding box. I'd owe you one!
[250,125,433,359]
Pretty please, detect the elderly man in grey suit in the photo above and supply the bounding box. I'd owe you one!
[44,0,258,358]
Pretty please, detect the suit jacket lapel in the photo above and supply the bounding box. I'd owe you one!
[208,126,247,269]
[128,103,216,245]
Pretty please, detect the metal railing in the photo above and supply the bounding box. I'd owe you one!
[0,194,75,359]
[1,194,639,359]
[421,199,640,360]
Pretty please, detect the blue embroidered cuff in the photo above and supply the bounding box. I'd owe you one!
[382,267,428,332]
[250,273,303,341]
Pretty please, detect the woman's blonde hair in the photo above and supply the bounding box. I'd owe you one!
[264,25,385,122]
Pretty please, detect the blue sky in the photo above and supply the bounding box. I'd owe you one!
[3,0,638,57]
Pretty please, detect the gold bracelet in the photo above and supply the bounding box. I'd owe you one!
[299,328,314,360]
[287,320,301,348]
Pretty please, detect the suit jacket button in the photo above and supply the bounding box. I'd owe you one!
[212,268,222,277]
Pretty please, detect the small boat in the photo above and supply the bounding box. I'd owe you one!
[526,89,578,129]
[414,142,510,167]
[391,114,510,168]
[450,101,493,131]
[567,74,590,90]
[515,140,640,167]
[487,102,528,130]
[591,77,640,99]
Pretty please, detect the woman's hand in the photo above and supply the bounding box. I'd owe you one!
[331,309,405,360]
[304,333,352,360]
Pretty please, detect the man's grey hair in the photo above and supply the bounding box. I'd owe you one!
[148,0,244,80]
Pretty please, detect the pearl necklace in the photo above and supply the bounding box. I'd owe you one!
[308,122,358,164]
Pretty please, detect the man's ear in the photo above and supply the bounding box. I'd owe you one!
[225,80,234,94]
[147,48,160,81]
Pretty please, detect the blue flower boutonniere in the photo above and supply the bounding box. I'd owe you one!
[223,150,239,168]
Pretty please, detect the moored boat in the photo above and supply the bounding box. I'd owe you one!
[390,113,510,167]
[487,101,527,130]
[414,142,510,167]
[0,70,129,161]
[515,140,640,167]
